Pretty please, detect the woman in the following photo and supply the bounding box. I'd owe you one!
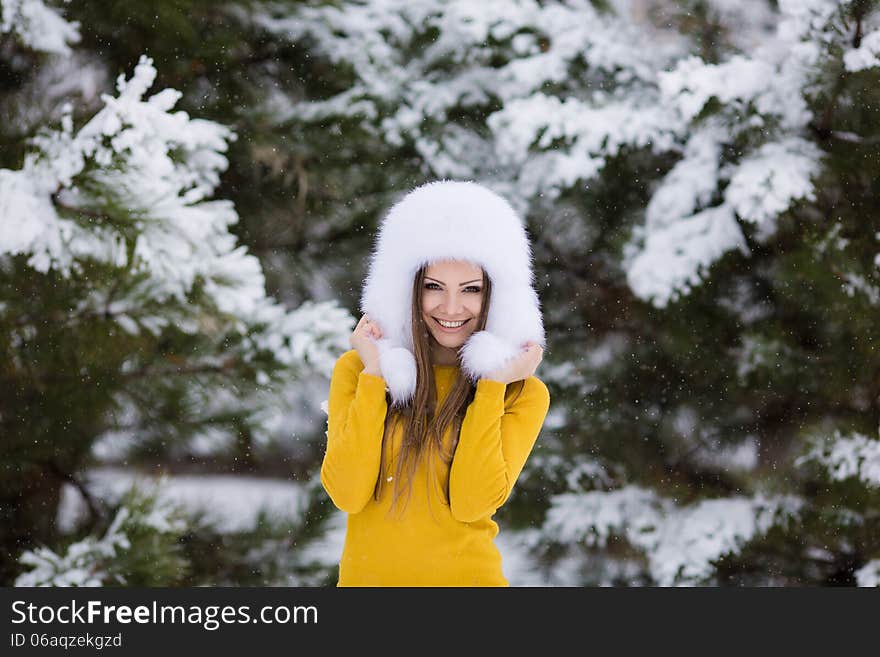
[322,180,550,586]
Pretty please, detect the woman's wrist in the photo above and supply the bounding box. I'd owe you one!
[362,365,382,377]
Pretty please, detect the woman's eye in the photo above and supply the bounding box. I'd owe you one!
[424,283,481,292]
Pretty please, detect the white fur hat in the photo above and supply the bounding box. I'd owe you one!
[361,179,545,407]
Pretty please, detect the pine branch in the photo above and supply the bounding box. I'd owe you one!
[852,2,866,48]
[810,5,871,141]
[118,357,242,382]
[13,305,149,330]
[246,221,359,255]
[50,191,115,224]
[44,459,106,530]
[532,235,594,283]
[0,358,241,387]
[294,152,309,217]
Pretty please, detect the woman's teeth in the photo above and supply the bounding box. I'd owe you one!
[436,318,467,330]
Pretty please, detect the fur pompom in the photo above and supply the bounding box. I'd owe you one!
[459,330,521,383]
[376,340,417,406]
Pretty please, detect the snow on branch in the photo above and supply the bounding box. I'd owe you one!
[724,137,822,229]
[16,482,187,587]
[15,508,132,586]
[625,136,821,309]
[623,0,847,308]
[795,430,880,488]
[250,0,682,189]
[542,485,803,585]
[844,29,880,72]
[1,54,236,283]
[0,0,80,55]
[249,0,868,308]
[625,204,748,308]
[0,54,351,379]
[856,560,880,587]
[488,93,682,199]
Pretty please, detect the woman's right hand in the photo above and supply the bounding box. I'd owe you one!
[349,314,383,377]
[483,342,544,385]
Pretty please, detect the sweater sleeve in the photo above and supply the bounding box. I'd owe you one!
[320,349,388,514]
[448,375,551,523]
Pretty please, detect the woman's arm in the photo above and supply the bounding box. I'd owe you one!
[448,376,550,523]
[320,350,388,513]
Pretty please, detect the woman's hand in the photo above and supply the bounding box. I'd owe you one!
[350,314,383,376]
[482,342,544,385]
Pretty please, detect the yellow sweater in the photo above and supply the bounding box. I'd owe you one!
[321,349,550,586]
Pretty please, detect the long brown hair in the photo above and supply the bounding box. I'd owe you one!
[373,263,524,518]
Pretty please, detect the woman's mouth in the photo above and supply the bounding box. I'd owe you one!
[433,317,470,333]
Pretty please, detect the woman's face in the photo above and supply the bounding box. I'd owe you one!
[420,259,484,352]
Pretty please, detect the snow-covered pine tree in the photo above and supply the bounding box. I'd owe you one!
[257,0,880,585]
[14,483,191,587]
[4,0,879,586]
[0,0,351,584]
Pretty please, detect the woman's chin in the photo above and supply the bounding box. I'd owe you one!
[430,330,471,348]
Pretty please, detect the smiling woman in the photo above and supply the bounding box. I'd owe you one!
[420,259,486,364]
[321,180,550,587]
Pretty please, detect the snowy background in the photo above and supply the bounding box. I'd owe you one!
[2,0,879,587]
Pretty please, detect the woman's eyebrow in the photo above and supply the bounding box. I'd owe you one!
[425,277,482,286]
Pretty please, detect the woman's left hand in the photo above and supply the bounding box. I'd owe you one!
[482,342,544,385]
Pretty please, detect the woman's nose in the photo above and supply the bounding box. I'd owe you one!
[441,293,465,314]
